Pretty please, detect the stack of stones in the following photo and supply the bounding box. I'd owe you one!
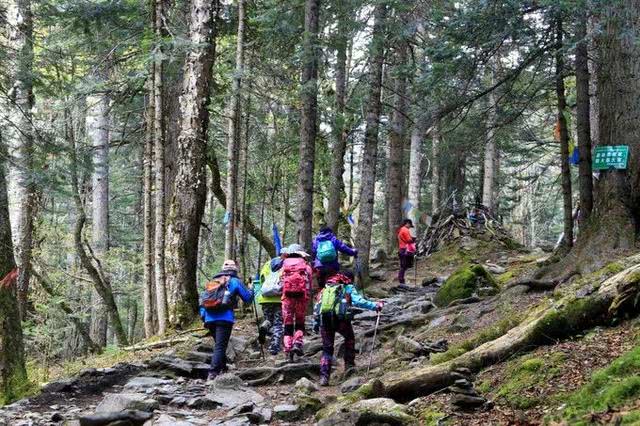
[448,368,492,411]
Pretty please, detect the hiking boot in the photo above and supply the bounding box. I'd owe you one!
[319,376,330,387]
[344,364,356,379]
[286,351,294,363]
[293,343,304,357]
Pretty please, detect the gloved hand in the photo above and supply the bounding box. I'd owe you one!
[354,250,359,257]
[375,301,384,312]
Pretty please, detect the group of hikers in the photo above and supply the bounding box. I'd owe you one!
[198,221,417,386]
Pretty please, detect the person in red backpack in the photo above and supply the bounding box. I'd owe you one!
[280,243,313,361]
[397,219,416,285]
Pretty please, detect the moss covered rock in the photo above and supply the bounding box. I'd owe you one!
[434,265,498,306]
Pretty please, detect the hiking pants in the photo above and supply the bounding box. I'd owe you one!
[398,249,414,284]
[206,321,233,375]
[262,303,283,355]
[282,297,307,352]
[320,318,356,380]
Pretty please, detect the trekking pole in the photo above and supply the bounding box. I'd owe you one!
[252,297,266,360]
[365,311,381,379]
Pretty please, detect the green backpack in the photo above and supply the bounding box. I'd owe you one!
[320,284,352,320]
[317,240,337,263]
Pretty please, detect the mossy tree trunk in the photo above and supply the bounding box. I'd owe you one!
[0,157,27,404]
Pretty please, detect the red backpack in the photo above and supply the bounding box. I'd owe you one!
[281,260,310,298]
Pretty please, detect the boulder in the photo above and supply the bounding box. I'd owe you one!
[78,410,152,426]
[295,377,319,394]
[395,336,424,356]
[185,351,211,364]
[485,263,506,274]
[124,377,173,390]
[95,393,159,413]
[147,356,210,379]
[208,416,252,426]
[153,414,196,426]
[206,374,264,408]
[341,377,365,394]
[226,336,249,362]
[273,404,301,421]
[434,265,498,306]
[319,398,417,425]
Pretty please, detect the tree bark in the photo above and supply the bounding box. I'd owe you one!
[0,155,27,404]
[143,86,156,338]
[482,63,499,213]
[154,0,168,335]
[575,8,593,221]
[87,93,110,347]
[3,0,34,318]
[355,3,386,280]
[387,43,408,252]
[165,0,217,328]
[296,0,321,251]
[326,2,349,233]
[224,0,246,260]
[555,18,573,250]
[574,0,640,261]
[431,121,441,213]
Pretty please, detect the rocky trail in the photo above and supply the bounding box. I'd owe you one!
[4,238,640,425]
[0,268,449,426]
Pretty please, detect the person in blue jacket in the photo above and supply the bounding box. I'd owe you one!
[312,226,358,288]
[199,260,253,380]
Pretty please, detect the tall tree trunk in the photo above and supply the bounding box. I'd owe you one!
[387,44,408,252]
[165,0,217,328]
[143,87,156,338]
[3,0,34,318]
[575,0,640,263]
[431,120,441,213]
[87,93,110,347]
[555,18,573,250]
[575,8,593,221]
[482,65,499,213]
[154,0,168,335]
[407,120,426,227]
[355,3,386,280]
[296,0,321,251]
[0,155,27,404]
[224,0,246,260]
[326,2,349,233]
[70,104,128,346]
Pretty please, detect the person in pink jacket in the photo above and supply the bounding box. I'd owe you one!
[280,244,313,361]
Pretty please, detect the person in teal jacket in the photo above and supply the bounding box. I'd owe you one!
[314,270,383,386]
[199,260,253,380]
[255,257,284,355]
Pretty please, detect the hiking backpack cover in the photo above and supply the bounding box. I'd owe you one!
[200,275,231,312]
[261,269,283,297]
[281,261,310,297]
[316,240,337,263]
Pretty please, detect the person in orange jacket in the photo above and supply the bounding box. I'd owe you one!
[397,219,416,285]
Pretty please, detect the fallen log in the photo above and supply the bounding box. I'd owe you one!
[382,255,640,402]
[507,270,579,291]
[123,337,189,352]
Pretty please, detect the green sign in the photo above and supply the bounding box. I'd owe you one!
[593,145,629,170]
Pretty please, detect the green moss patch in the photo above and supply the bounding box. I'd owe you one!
[494,352,566,409]
[560,344,640,424]
[434,265,498,306]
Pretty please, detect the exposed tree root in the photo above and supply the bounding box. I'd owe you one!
[237,362,321,386]
[382,255,640,402]
[507,269,579,292]
[123,337,189,352]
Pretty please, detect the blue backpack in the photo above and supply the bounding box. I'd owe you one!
[317,240,337,263]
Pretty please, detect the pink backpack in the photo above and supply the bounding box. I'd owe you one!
[281,259,310,298]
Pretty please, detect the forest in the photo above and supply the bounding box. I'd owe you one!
[1,0,640,424]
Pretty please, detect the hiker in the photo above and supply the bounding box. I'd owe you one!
[199,260,253,380]
[312,226,358,288]
[280,243,313,361]
[256,257,285,355]
[397,218,416,285]
[314,270,383,386]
